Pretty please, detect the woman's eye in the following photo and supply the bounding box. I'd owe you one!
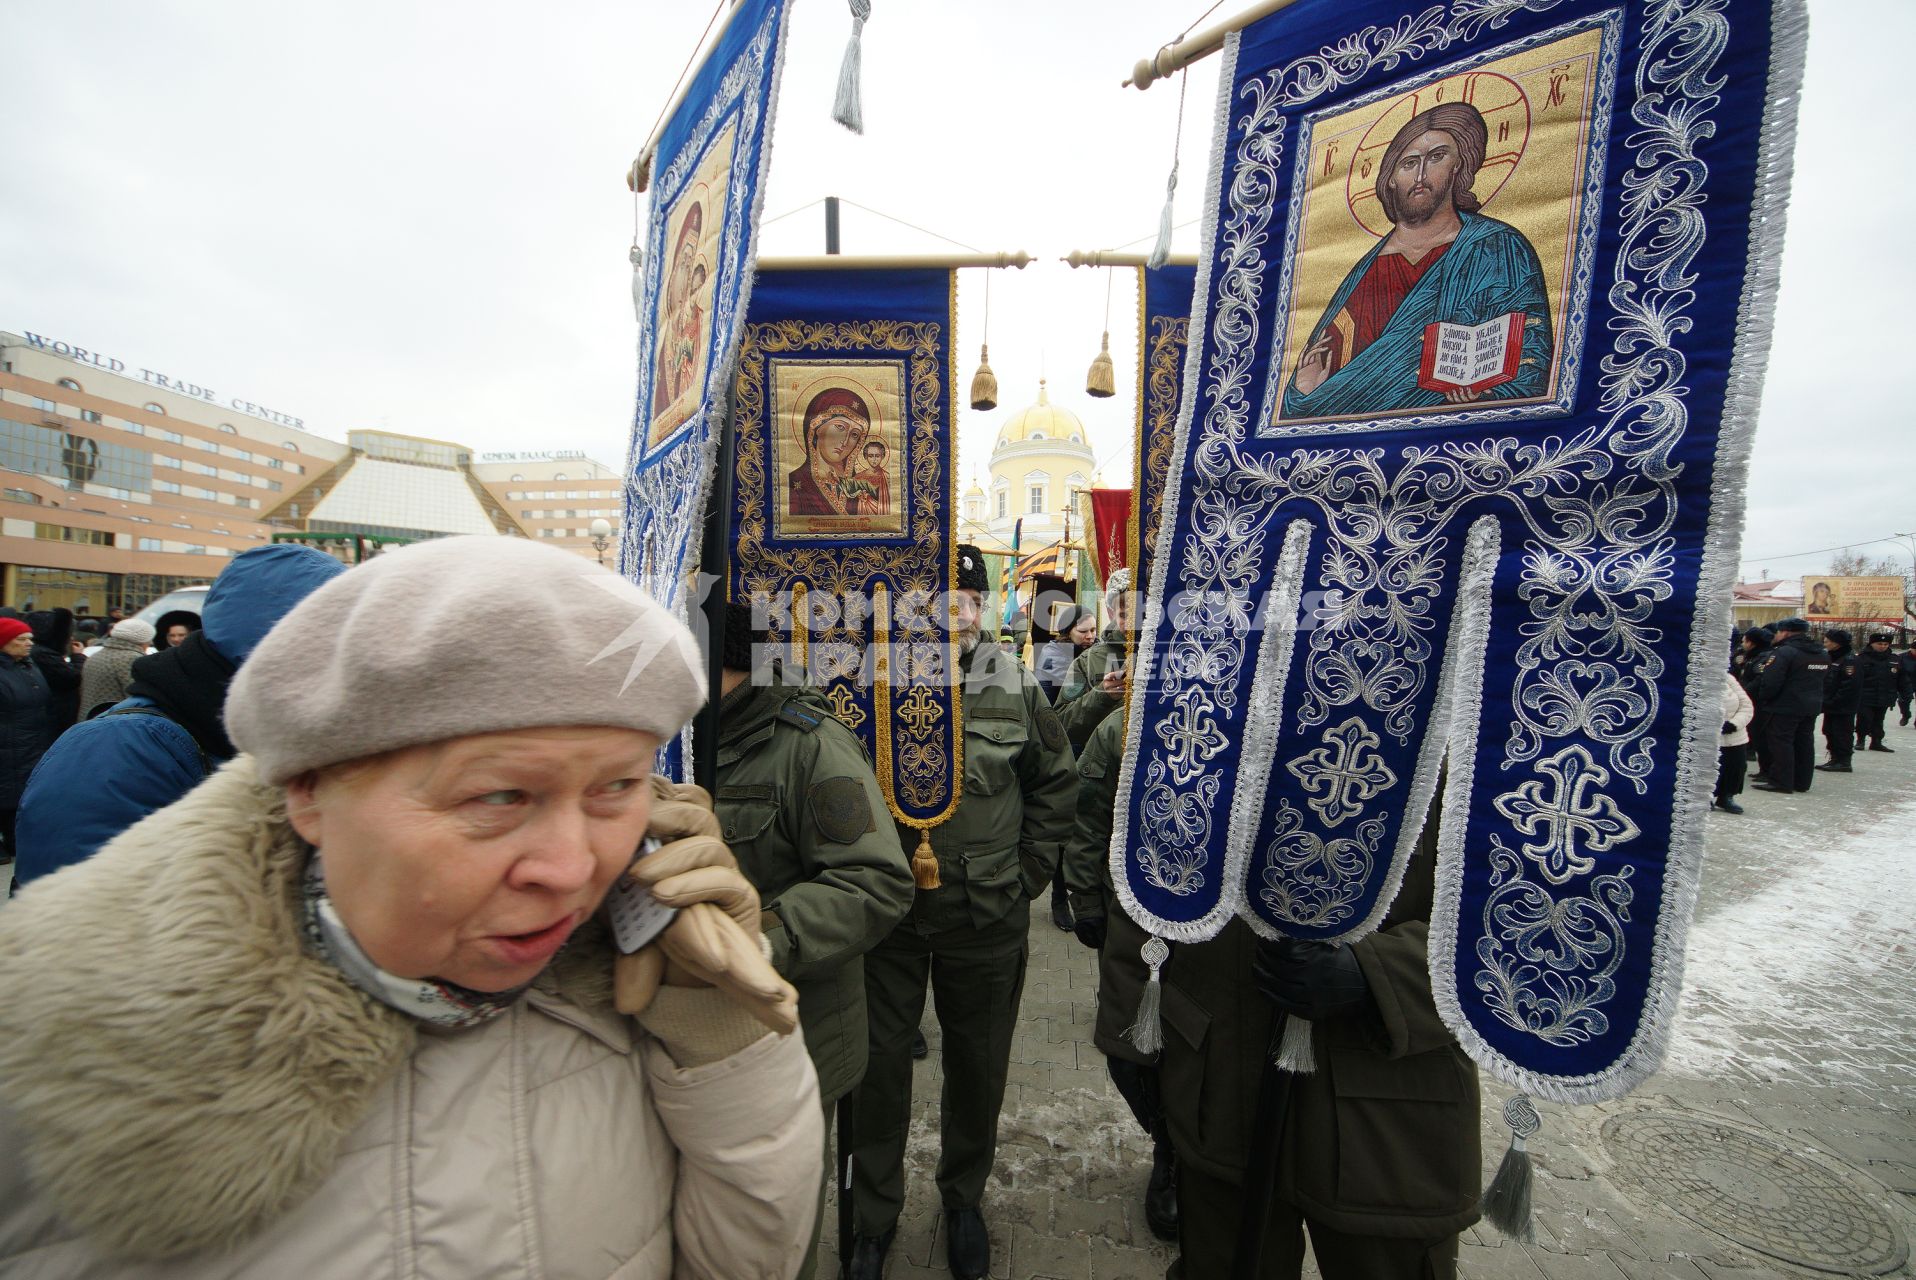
[474,789,524,806]
[599,778,638,795]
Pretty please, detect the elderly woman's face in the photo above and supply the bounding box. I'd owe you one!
[285,725,660,992]
[3,633,32,659]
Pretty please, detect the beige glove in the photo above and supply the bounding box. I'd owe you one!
[613,777,800,1036]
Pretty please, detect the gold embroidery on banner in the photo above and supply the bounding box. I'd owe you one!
[1137,311,1189,591]
[734,303,963,834]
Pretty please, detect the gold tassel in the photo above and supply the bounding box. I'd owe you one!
[1086,330,1116,398]
[910,830,941,889]
[969,344,999,412]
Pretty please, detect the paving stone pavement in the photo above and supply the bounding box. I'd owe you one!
[816,722,1916,1279]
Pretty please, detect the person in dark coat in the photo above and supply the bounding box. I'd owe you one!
[152,609,202,650]
[1898,640,1916,727]
[1736,626,1777,781]
[0,618,51,862]
[1754,618,1827,794]
[1035,605,1096,704]
[13,546,343,886]
[1157,801,1479,1278]
[1855,632,1899,752]
[1817,629,1859,772]
[22,609,83,737]
[1064,706,1180,1243]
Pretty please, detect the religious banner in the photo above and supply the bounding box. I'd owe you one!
[1117,0,1806,1109]
[730,267,962,847]
[1801,576,1907,625]
[1128,263,1197,595]
[621,0,793,622]
[1081,488,1133,587]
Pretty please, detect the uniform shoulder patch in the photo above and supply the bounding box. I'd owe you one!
[777,699,824,732]
[810,775,875,843]
[1037,706,1067,752]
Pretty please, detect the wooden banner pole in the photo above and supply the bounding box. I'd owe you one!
[1121,0,1304,90]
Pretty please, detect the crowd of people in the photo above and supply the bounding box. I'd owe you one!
[0,539,1483,1279]
[1720,617,1914,811]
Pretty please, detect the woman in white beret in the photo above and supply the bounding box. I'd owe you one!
[0,536,822,1279]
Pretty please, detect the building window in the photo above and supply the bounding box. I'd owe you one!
[4,488,41,504]
[31,397,56,414]
[154,480,181,494]
[171,521,193,530]
[1027,485,1045,516]
[510,473,525,482]
[156,455,181,468]
[266,480,282,493]
[80,409,103,424]
[1029,431,1045,441]
[996,491,1008,519]
[128,515,151,523]
[189,486,218,500]
[218,423,237,434]
[138,537,163,552]
[155,428,183,444]
[119,419,144,435]
[554,473,568,481]
[34,523,113,546]
[266,457,283,470]
[282,441,300,452]
[144,402,167,415]
[229,448,251,462]
[193,463,217,477]
[197,439,220,452]
[56,378,81,391]
[1071,433,1082,443]
[184,545,207,555]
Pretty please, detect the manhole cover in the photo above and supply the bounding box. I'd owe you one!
[1602,1110,1908,1275]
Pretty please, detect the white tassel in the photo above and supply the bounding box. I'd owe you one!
[1145,162,1177,269]
[1482,1094,1540,1242]
[832,0,870,134]
[1274,1014,1316,1073]
[629,243,645,324]
[1125,936,1169,1055]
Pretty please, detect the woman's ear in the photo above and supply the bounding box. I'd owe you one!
[283,772,326,847]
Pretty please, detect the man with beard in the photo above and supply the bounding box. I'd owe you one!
[1282,101,1553,421]
[847,545,1077,1280]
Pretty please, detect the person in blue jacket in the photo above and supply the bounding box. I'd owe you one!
[13,543,344,887]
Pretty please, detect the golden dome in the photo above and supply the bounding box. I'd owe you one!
[964,472,985,498]
[993,380,1090,453]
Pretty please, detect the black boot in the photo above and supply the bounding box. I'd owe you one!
[944,1206,989,1279]
[1144,1140,1179,1242]
[1871,743,1896,753]
[1716,797,1744,814]
[1050,893,1073,932]
[847,1228,895,1280]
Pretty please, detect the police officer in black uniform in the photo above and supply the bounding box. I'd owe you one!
[1754,617,1827,794]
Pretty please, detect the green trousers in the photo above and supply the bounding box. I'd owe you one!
[849,902,1030,1234]
[1169,1160,1460,1279]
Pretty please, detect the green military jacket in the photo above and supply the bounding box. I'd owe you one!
[1060,708,1158,1067]
[715,680,914,1105]
[899,640,1077,936]
[1054,626,1126,753]
[1156,816,1482,1238]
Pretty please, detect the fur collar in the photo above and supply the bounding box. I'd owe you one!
[0,754,618,1261]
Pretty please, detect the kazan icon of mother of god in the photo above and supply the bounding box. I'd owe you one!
[787,387,875,517]
[652,201,708,420]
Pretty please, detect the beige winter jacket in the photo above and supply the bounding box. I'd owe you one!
[0,756,823,1279]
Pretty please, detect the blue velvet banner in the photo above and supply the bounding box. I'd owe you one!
[1129,264,1197,594]
[1116,0,1805,1101]
[621,0,791,621]
[729,268,962,834]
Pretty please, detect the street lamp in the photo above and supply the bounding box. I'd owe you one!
[589,517,613,567]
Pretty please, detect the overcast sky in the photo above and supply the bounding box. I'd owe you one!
[2,0,1906,583]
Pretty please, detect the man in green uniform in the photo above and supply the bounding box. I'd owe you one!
[1158,802,1481,1278]
[1054,568,1134,753]
[1062,704,1180,1242]
[847,546,1078,1280]
[713,604,915,1280]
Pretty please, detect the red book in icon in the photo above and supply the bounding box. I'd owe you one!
[1418,311,1525,397]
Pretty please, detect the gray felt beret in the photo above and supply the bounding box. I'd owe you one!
[226,536,706,783]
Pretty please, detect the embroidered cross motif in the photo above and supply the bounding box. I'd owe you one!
[1285,717,1398,826]
[1157,696,1231,787]
[898,685,940,737]
[826,684,868,732]
[1492,745,1640,886]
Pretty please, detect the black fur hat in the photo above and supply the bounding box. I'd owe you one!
[956,544,990,594]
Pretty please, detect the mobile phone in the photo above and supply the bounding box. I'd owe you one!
[607,837,678,954]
